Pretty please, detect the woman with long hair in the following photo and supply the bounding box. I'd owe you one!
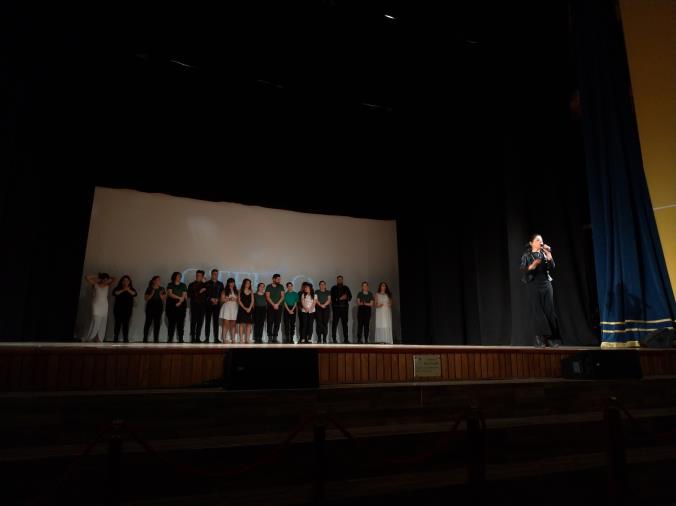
[298,282,317,344]
[84,272,116,342]
[520,233,561,347]
[253,282,267,343]
[237,278,254,343]
[112,275,137,342]
[219,277,239,343]
[374,281,393,344]
[143,275,166,343]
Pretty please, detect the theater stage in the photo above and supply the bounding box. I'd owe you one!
[1,342,675,392]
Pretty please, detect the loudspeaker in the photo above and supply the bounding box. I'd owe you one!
[224,349,319,390]
[561,350,643,380]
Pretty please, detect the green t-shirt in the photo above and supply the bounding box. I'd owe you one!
[357,291,374,304]
[284,290,299,308]
[266,283,285,304]
[167,282,187,298]
[316,290,330,305]
[254,293,267,307]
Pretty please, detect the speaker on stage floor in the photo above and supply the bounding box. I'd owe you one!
[561,350,642,380]
[224,348,319,390]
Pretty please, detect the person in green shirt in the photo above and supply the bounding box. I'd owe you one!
[283,281,299,343]
[265,274,285,343]
[253,282,268,343]
[356,282,374,344]
[315,280,332,343]
[166,272,188,343]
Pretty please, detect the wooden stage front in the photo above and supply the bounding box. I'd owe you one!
[1,342,675,392]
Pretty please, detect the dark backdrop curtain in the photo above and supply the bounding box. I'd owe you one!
[1,3,98,341]
[572,0,676,346]
[396,2,599,346]
[396,126,598,346]
[3,1,602,345]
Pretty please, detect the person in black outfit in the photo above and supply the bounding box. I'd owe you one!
[143,275,166,343]
[204,269,224,343]
[113,275,137,342]
[315,280,332,344]
[166,272,188,343]
[237,278,254,343]
[330,275,352,343]
[265,274,285,343]
[252,282,268,343]
[356,281,374,344]
[188,270,208,343]
[520,234,561,348]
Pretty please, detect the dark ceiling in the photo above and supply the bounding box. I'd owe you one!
[9,0,576,219]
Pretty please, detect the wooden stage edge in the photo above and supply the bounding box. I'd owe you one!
[1,342,675,392]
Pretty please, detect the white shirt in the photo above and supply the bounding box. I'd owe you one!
[301,293,317,313]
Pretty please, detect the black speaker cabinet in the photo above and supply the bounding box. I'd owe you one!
[561,350,643,380]
[224,348,319,390]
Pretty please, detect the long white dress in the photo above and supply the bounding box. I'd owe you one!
[374,293,393,344]
[86,284,109,342]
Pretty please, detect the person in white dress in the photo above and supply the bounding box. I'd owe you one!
[84,273,115,342]
[219,277,239,343]
[298,283,317,344]
[374,282,394,344]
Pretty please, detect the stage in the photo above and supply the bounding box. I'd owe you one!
[1,342,675,392]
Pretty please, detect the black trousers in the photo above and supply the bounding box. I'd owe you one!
[114,311,131,342]
[167,304,186,342]
[267,305,282,342]
[253,306,267,342]
[283,310,296,343]
[527,280,560,340]
[315,307,330,343]
[190,302,206,343]
[299,312,315,342]
[204,303,221,342]
[357,307,371,343]
[143,304,163,343]
[332,306,349,343]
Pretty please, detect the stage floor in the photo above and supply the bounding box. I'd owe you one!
[0,342,599,351]
[1,342,674,392]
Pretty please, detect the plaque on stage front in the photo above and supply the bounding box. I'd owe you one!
[413,354,442,379]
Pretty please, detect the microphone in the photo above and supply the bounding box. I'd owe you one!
[543,244,551,252]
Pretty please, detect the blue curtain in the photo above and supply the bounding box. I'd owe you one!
[572,0,676,347]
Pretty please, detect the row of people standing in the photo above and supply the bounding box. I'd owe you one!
[83,271,394,344]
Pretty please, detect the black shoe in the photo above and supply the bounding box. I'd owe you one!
[547,338,562,348]
[534,336,546,348]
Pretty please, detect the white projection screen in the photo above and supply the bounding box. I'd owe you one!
[75,187,401,342]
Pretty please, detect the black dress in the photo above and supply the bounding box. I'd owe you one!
[237,292,254,324]
[520,250,560,339]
